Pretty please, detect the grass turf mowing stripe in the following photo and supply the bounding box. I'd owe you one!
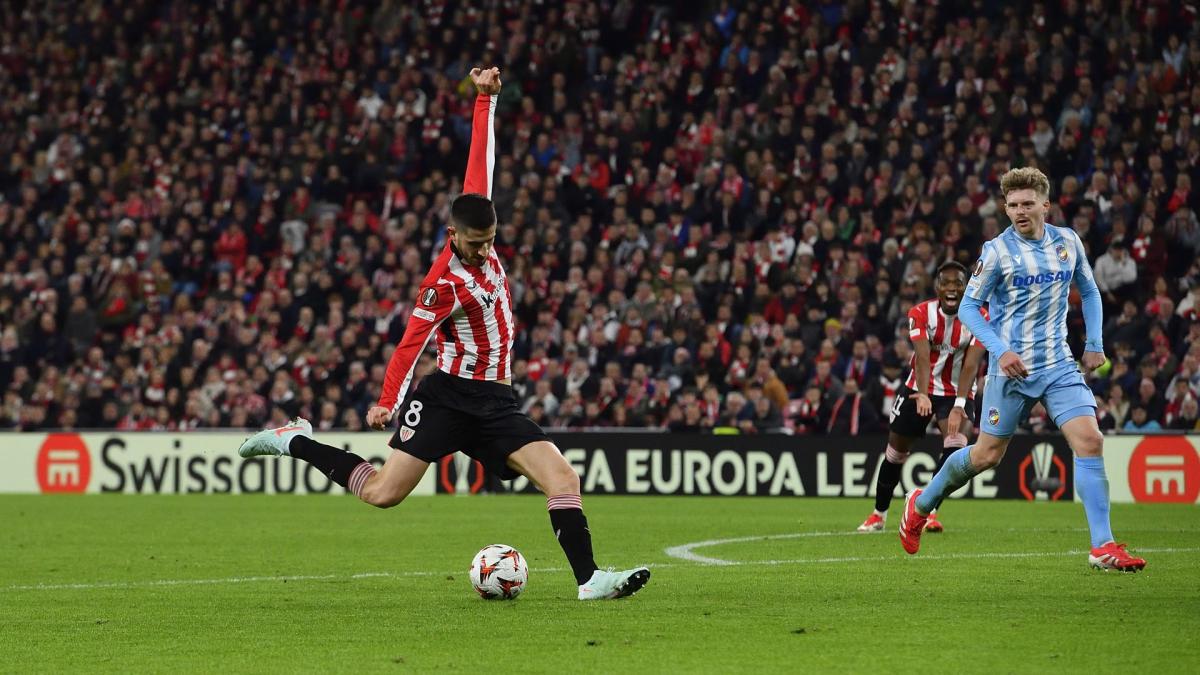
[4,572,399,592]
[8,547,1195,592]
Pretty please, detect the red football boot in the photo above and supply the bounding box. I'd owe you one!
[1088,542,1147,572]
[898,489,929,554]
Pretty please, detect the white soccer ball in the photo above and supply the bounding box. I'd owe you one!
[469,544,528,600]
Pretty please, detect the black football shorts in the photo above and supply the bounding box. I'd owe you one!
[888,385,975,438]
[388,370,550,479]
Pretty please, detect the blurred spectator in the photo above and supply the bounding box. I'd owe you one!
[1104,304,1146,355]
[790,386,826,435]
[1096,399,1117,434]
[750,395,784,433]
[1170,397,1200,432]
[1093,243,1138,313]
[718,391,753,431]
[1132,378,1166,425]
[1164,380,1195,428]
[1123,406,1163,433]
[825,379,880,436]
[1106,386,1131,431]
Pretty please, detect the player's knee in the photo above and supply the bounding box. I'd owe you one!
[551,466,581,496]
[543,462,580,496]
[885,444,911,464]
[1073,430,1104,458]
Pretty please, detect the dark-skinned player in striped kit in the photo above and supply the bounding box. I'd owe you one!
[856,261,987,534]
[239,67,650,600]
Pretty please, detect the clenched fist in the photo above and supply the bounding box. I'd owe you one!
[470,67,502,95]
[1081,351,1107,372]
[366,406,392,430]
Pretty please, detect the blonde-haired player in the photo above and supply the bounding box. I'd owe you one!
[898,167,1146,571]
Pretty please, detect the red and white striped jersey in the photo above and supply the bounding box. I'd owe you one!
[903,299,988,398]
[377,93,515,416]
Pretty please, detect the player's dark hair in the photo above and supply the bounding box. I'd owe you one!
[451,193,497,232]
[936,261,968,278]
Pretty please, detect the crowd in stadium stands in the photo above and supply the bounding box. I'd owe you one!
[2,0,1200,436]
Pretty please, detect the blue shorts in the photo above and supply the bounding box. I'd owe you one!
[980,362,1097,438]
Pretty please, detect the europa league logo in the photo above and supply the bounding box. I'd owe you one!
[1026,442,1064,500]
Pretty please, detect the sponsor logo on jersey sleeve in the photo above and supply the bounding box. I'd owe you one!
[420,287,438,307]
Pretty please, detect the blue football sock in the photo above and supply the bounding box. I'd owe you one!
[1074,456,1114,549]
[915,446,979,514]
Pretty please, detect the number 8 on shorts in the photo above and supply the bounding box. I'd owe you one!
[404,400,423,427]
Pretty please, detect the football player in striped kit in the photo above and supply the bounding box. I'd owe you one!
[857,261,986,533]
[240,67,650,599]
[898,167,1146,571]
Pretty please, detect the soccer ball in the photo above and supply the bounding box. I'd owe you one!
[469,544,528,600]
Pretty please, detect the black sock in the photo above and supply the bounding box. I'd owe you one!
[290,436,369,488]
[934,449,955,475]
[923,449,960,513]
[548,506,598,585]
[874,458,903,513]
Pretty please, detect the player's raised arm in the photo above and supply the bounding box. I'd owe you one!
[463,67,501,198]
[1071,230,1106,369]
[368,283,459,428]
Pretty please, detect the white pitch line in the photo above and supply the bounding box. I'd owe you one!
[713,547,1200,566]
[664,528,1200,566]
[664,530,865,565]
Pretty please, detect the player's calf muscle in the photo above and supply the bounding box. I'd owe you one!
[971,439,1007,469]
[358,480,395,508]
[358,474,410,508]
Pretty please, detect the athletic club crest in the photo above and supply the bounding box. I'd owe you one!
[1055,244,1069,262]
[399,425,416,442]
[421,287,438,307]
[988,407,1000,426]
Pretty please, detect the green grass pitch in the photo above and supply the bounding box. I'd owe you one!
[2,495,1197,673]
